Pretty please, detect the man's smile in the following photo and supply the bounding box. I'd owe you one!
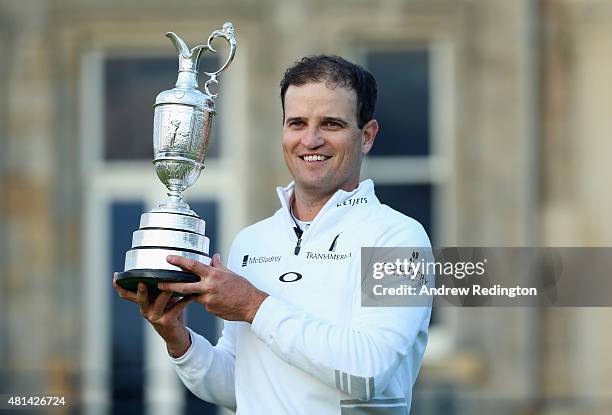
[299,154,331,163]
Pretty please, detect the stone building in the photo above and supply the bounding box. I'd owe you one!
[1,0,611,414]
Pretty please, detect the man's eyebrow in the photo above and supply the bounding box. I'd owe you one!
[285,116,305,125]
[321,117,349,126]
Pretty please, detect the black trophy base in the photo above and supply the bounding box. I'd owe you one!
[116,269,200,296]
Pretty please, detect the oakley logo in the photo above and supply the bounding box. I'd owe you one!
[279,271,303,283]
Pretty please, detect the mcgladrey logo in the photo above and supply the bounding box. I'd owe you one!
[242,254,282,267]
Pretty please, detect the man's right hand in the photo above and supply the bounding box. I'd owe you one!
[113,273,194,358]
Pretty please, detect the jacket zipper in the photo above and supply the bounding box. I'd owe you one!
[293,226,303,255]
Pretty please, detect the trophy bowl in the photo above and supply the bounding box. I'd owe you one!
[116,23,236,294]
[155,159,202,194]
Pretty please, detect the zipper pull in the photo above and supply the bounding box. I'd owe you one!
[294,239,302,255]
[293,226,303,255]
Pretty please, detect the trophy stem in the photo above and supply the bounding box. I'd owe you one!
[167,187,184,204]
[154,186,194,214]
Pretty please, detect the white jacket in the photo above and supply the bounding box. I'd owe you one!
[170,179,432,414]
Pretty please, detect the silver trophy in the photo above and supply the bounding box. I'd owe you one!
[116,22,237,293]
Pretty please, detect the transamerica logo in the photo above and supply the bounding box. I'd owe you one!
[241,254,282,267]
[306,251,352,260]
[336,197,368,208]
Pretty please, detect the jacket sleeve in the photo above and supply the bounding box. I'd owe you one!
[170,323,237,410]
[250,222,433,401]
[168,245,244,411]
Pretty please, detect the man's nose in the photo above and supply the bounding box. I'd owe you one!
[300,127,324,148]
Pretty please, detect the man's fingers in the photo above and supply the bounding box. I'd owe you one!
[166,295,194,319]
[165,296,181,310]
[211,253,229,271]
[150,290,173,320]
[166,255,210,276]
[135,283,150,309]
[158,281,203,295]
[113,273,138,302]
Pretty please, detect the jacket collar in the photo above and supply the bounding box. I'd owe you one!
[276,179,378,232]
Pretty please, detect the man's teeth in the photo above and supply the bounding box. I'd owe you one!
[303,155,327,162]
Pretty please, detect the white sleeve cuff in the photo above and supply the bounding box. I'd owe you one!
[168,327,215,374]
[250,296,288,343]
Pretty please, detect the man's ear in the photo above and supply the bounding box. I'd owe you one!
[361,119,379,155]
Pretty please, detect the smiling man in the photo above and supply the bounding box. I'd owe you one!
[114,55,433,414]
[282,80,377,218]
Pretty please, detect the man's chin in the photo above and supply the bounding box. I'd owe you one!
[295,179,348,200]
[295,177,331,192]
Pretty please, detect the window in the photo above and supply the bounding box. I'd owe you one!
[363,49,435,239]
[375,183,433,236]
[183,201,220,415]
[104,55,222,161]
[367,50,430,157]
[111,201,145,414]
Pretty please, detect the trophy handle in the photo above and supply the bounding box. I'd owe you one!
[202,22,237,97]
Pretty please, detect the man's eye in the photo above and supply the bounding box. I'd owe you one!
[323,121,342,128]
[289,121,305,128]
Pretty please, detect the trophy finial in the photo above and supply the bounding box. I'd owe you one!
[164,24,237,96]
[165,32,209,89]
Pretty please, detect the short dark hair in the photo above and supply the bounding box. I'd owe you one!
[280,55,377,128]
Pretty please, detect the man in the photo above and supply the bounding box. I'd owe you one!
[114,55,432,414]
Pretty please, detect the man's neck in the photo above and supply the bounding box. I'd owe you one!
[291,190,332,222]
